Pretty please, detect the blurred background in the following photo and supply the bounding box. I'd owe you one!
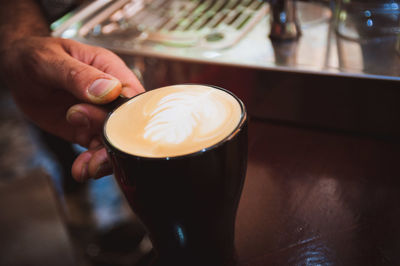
[0,0,399,265]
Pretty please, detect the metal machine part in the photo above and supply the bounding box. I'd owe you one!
[268,0,301,41]
[53,0,399,80]
[53,0,400,137]
[55,0,268,50]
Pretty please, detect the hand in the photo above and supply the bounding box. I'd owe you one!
[1,37,144,181]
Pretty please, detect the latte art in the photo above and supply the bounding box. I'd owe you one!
[105,85,243,157]
[143,90,227,144]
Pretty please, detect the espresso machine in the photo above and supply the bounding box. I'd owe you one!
[53,0,400,137]
[50,1,400,265]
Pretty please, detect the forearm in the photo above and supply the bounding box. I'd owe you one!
[0,0,49,52]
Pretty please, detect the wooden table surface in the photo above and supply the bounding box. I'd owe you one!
[0,169,77,266]
[0,118,399,266]
[235,119,400,265]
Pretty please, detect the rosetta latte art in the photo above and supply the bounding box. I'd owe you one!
[143,90,226,144]
[105,84,242,157]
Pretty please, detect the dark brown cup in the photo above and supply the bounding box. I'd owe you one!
[103,85,248,266]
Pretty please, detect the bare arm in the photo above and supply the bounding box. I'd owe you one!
[0,0,49,53]
[0,0,145,181]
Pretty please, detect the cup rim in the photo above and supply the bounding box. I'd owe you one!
[102,84,247,160]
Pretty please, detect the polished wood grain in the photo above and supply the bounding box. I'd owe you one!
[1,90,399,266]
[235,119,400,265]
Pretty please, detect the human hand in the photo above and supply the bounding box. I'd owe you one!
[0,37,144,181]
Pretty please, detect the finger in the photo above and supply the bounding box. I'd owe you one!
[61,55,123,104]
[65,105,104,147]
[92,51,145,97]
[71,150,92,182]
[66,103,108,134]
[88,148,112,179]
[62,39,145,97]
[71,145,112,181]
[35,38,122,104]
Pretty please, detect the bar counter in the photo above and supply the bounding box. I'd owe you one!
[236,119,400,265]
[0,112,399,265]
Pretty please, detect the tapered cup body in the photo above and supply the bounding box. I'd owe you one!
[103,85,248,266]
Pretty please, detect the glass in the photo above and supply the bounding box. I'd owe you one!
[335,0,400,41]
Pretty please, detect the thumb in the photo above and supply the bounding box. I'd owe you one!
[57,56,122,104]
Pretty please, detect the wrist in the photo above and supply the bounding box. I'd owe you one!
[0,30,50,55]
[0,0,50,73]
[0,0,50,53]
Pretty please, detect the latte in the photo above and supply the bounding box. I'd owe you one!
[104,84,243,157]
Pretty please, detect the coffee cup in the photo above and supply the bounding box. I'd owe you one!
[103,84,248,266]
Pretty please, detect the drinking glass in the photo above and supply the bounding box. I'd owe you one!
[335,0,400,41]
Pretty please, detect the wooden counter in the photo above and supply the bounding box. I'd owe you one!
[236,119,400,265]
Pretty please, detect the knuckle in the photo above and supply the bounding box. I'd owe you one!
[27,47,47,68]
[25,40,64,75]
[95,47,121,63]
[95,46,113,56]
[67,64,91,87]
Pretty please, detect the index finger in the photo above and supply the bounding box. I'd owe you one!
[62,39,145,97]
[91,49,145,97]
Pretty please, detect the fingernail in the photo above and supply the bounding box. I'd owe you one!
[94,160,112,179]
[88,78,119,98]
[66,109,89,127]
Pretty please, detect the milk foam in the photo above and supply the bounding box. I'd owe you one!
[143,89,227,144]
[105,85,242,157]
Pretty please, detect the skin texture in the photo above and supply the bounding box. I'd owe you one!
[0,0,145,181]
